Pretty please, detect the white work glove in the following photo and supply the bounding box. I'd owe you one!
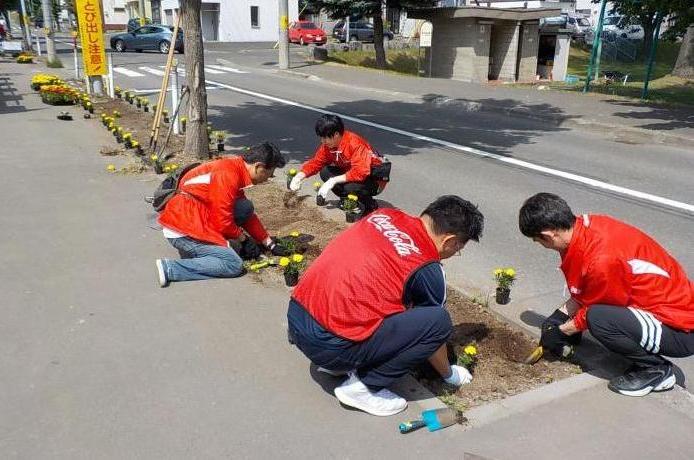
[289,172,305,191]
[444,365,473,387]
[318,177,338,199]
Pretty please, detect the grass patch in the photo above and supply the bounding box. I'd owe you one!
[328,47,422,76]
[533,41,694,106]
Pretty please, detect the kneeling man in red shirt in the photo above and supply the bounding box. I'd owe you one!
[288,196,484,416]
[519,193,693,397]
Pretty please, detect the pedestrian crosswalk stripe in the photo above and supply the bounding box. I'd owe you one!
[139,66,166,76]
[206,65,249,74]
[114,67,145,77]
[203,67,225,74]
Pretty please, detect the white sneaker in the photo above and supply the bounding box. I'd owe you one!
[155,259,169,288]
[317,367,350,377]
[333,373,407,416]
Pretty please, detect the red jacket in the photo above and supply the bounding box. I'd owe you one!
[562,214,693,332]
[158,157,269,246]
[292,208,440,341]
[301,130,384,183]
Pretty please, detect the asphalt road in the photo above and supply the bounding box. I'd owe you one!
[57,40,694,378]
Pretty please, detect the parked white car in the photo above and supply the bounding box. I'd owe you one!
[602,16,645,40]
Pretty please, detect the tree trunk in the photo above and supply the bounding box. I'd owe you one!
[673,25,694,79]
[641,15,656,58]
[180,0,209,160]
[372,11,386,69]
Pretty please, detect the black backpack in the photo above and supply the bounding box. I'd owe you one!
[151,162,201,212]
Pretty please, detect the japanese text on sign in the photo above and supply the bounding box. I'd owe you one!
[76,0,106,76]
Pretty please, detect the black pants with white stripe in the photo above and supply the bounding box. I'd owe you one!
[586,305,694,367]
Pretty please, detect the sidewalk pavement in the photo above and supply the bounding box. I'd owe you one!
[3,60,694,459]
[232,48,694,148]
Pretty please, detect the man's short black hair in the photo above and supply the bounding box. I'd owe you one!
[242,141,286,169]
[422,195,484,243]
[518,193,576,238]
[315,114,345,138]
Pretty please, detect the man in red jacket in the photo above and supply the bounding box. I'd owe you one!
[288,196,484,416]
[519,193,694,397]
[155,142,289,287]
[288,114,389,216]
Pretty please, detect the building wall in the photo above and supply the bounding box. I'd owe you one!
[489,20,520,81]
[517,22,539,81]
[160,0,298,42]
[430,18,490,82]
[103,0,129,30]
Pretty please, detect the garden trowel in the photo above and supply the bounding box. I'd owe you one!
[399,408,462,434]
[246,256,277,272]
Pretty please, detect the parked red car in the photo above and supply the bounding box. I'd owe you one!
[288,21,326,46]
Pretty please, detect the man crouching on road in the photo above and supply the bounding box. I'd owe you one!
[519,193,693,397]
[287,196,484,416]
[155,142,290,287]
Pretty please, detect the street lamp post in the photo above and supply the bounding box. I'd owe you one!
[41,0,58,64]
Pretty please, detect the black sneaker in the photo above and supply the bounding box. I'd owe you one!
[608,363,675,397]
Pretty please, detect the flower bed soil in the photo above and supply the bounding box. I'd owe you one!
[89,93,581,413]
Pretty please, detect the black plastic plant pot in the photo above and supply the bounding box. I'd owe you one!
[135,146,143,155]
[128,98,133,104]
[496,287,511,305]
[284,271,299,287]
[217,142,224,153]
[346,211,359,223]
[124,140,132,149]
[144,106,149,112]
[136,100,142,108]
[316,196,326,206]
[154,162,164,174]
[164,116,170,124]
[88,106,93,114]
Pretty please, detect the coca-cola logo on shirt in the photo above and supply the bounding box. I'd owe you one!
[366,214,421,257]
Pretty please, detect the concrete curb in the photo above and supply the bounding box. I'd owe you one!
[464,373,602,429]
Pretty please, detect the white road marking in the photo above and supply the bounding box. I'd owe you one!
[205,79,694,214]
[203,67,225,74]
[206,65,249,74]
[139,66,166,76]
[113,67,145,77]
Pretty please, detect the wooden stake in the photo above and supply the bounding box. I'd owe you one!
[149,13,182,151]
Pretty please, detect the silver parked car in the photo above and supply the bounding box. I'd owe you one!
[110,25,184,54]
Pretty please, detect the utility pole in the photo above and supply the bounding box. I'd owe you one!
[41,0,58,64]
[583,0,607,93]
[278,0,289,69]
[139,0,147,25]
[18,0,32,50]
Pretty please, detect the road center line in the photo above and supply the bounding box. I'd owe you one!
[205,78,694,214]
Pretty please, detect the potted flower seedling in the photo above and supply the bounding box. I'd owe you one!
[106,164,116,172]
[132,140,143,155]
[86,101,93,114]
[136,97,142,109]
[343,194,360,223]
[215,131,226,152]
[312,181,322,192]
[100,113,107,125]
[123,132,132,149]
[152,104,157,114]
[113,110,121,119]
[206,123,213,143]
[493,267,516,305]
[457,344,478,372]
[162,109,170,123]
[116,127,124,143]
[142,99,149,112]
[114,86,122,98]
[279,253,305,287]
[180,117,187,133]
[127,92,134,104]
[286,168,298,189]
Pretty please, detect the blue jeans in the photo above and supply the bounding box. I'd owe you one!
[162,198,254,282]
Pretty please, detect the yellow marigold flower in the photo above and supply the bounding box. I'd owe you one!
[279,257,290,267]
[170,164,179,170]
[493,268,503,276]
[106,164,116,172]
[132,141,140,147]
[150,154,158,161]
[312,181,321,190]
[347,194,358,201]
[464,345,477,356]
[292,254,304,263]
[505,268,516,277]
[289,231,300,237]
[163,166,171,173]
[288,168,297,176]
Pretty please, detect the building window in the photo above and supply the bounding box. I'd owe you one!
[250,6,259,28]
